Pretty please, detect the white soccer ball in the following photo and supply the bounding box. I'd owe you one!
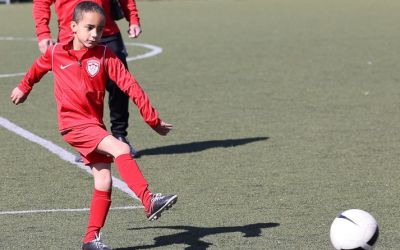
[330,209,379,250]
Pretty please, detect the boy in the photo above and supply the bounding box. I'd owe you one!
[10,2,177,250]
[34,0,143,158]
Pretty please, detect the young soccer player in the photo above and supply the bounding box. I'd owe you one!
[10,2,177,250]
[33,0,143,158]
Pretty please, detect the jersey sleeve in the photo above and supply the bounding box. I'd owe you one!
[32,0,53,42]
[119,0,141,25]
[104,48,160,128]
[18,45,53,95]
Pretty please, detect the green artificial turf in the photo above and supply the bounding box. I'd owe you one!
[1,0,400,249]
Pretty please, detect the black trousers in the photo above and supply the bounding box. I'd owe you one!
[101,33,130,137]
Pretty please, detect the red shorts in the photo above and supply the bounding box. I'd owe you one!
[62,125,113,165]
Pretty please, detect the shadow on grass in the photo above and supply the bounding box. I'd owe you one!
[114,222,279,250]
[136,137,269,157]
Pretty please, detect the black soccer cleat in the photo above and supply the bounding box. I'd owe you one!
[82,235,111,250]
[146,193,178,221]
[75,153,83,163]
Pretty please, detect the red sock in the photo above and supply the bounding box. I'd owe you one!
[83,189,112,243]
[114,153,152,213]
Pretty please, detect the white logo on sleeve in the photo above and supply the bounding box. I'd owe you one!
[86,60,100,77]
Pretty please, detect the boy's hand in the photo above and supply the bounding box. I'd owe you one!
[154,120,173,136]
[10,87,27,105]
[127,24,142,38]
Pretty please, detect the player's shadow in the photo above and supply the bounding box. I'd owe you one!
[114,222,279,250]
[136,137,269,157]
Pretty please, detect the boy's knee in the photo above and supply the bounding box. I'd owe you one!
[91,163,113,191]
[115,142,131,157]
[121,142,131,153]
[95,176,112,191]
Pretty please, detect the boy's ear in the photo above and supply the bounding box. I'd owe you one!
[70,21,78,33]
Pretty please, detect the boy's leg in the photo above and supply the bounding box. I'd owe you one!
[96,135,151,209]
[96,135,178,220]
[62,126,114,248]
[114,154,178,221]
[114,153,152,212]
[83,163,112,244]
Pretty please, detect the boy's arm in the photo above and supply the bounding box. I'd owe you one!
[119,0,142,38]
[33,0,54,53]
[105,48,172,135]
[12,46,53,104]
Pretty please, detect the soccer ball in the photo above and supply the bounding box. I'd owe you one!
[330,209,379,250]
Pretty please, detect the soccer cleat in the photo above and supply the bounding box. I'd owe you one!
[146,193,178,221]
[114,135,139,158]
[82,234,111,250]
[75,153,83,163]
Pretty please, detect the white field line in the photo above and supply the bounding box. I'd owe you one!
[0,205,143,215]
[0,36,36,41]
[0,116,138,200]
[0,72,26,78]
[125,42,163,62]
[0,37,163,78]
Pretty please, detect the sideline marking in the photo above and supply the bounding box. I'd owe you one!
[0,36,36,41]
[0,36,163,78]
[0,116,137,200]
[0,205,143,215]
[0,72,25,78]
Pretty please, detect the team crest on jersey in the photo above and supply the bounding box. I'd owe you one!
[86,60,100,77]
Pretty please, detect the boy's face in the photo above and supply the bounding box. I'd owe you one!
[71,11,105,49]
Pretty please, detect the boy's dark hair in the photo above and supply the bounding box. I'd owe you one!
[73,1,106,22]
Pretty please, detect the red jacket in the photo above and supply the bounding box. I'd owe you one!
[33,0,140,42]
[18,42,160,132]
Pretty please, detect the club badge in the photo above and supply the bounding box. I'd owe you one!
[86,60,100,77]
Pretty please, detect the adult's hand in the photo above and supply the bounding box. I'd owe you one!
[127,24,142,38]
[38,38,53,54]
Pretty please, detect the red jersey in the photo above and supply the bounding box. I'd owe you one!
[33,0,141,42]
[18,41,160,132]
